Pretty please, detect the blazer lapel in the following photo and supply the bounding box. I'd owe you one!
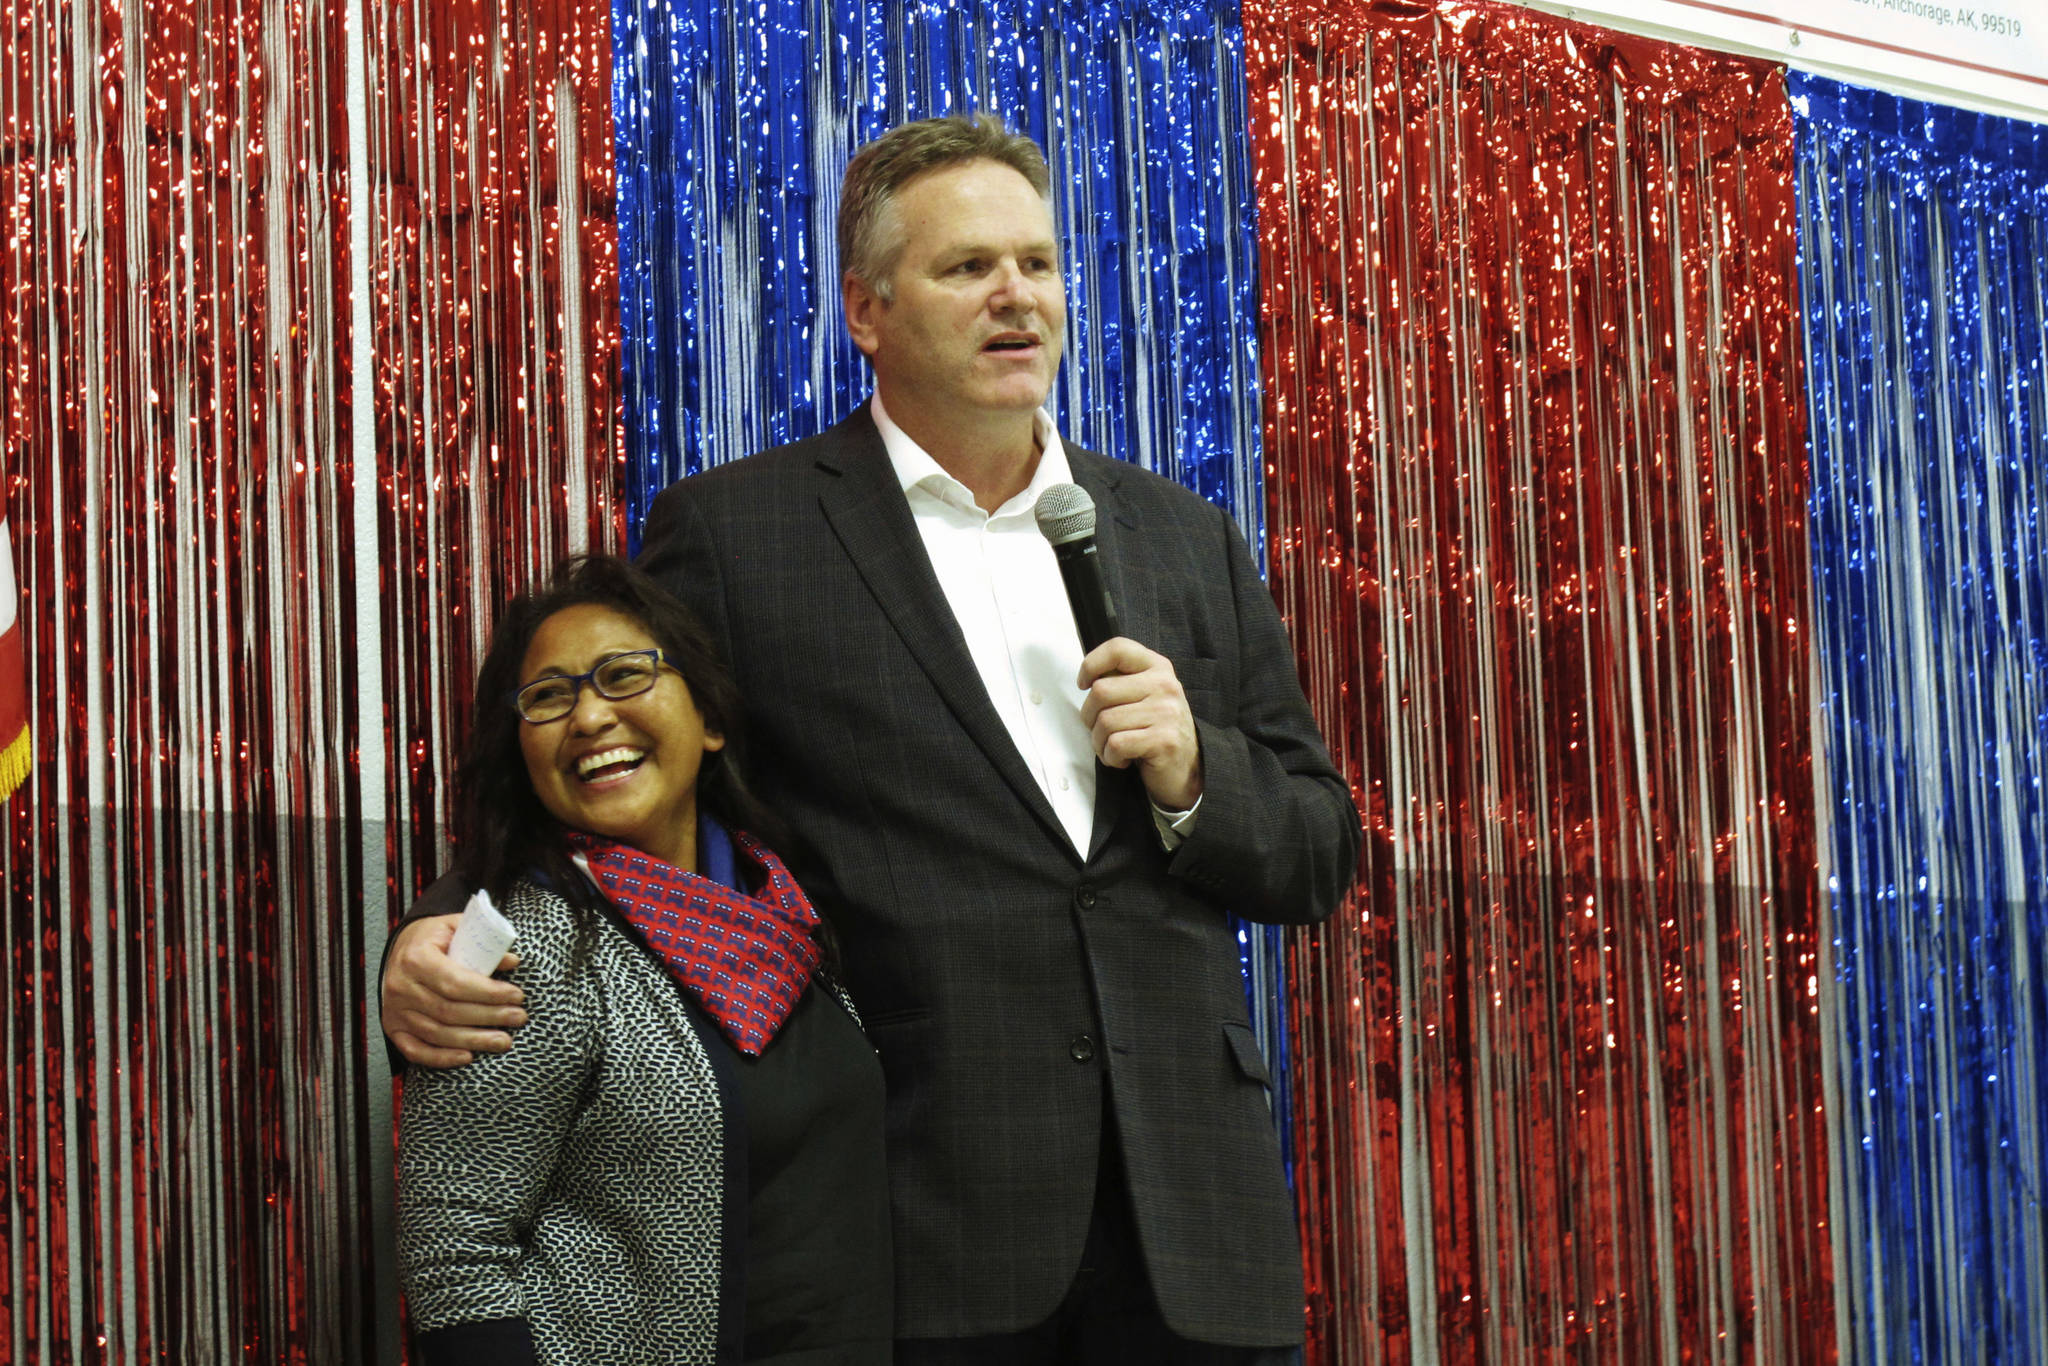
[813,410,1074,852]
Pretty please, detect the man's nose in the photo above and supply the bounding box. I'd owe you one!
[986,258,1032,309]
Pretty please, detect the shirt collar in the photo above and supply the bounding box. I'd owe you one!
[871,394,1073,519]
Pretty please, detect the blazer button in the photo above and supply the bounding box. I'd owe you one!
[1070,1034,1096,1062]
[1075,889,1097,910]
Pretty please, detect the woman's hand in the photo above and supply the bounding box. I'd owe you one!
[382,914,528,1068]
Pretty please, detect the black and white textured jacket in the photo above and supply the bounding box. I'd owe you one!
[397,878,852,1365]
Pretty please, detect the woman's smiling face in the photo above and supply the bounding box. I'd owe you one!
[516,602,724,870]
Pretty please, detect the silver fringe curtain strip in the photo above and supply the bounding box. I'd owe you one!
[0,0,619,1359]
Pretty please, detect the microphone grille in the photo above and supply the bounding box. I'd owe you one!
[1033,483,1096,545]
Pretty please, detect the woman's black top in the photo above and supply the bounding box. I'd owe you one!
[730,980,893,1364]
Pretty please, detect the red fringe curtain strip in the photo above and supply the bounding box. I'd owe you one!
[1247,3,1834,1360]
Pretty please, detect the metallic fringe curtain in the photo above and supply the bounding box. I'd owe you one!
[611,0,1265,532]
[1,0,370,1356]
[0,0,617,1358]
[10,0,2045,1357]
[1249,3,1832,1360]
[361,0,623,912]
[1794,73,2048,1365]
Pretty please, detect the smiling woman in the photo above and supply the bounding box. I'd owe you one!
[395,555,893,1366]
[514,607,726,871]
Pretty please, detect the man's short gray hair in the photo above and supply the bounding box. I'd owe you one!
[838,113,1054,301]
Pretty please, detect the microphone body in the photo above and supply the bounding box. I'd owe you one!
[1034,483,1122,653]
[1050,538,1121,652]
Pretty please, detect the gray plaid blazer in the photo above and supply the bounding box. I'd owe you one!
[637,406,1361,1347]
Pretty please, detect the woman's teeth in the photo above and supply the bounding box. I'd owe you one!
[576,747,646,781]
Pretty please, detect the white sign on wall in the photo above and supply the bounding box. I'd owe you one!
[1525,0,2048,119]
[1726,0,2041,83]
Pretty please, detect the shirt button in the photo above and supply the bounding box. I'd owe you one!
[1029,690,1044,705]
[1070,1035,1095,1062]
[1059,777,1070,791]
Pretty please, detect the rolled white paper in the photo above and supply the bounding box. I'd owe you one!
[448,889,517,976]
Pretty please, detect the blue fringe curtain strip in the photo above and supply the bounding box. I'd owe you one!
[606,0,1296,1108]
[1793,73,2048,1364]
[610,0,1267,540]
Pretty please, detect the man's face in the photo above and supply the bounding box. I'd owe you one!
[846,158,1066,430]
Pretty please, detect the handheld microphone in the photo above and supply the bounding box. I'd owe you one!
[1033,483,1121,652]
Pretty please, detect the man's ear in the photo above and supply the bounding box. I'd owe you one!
[843,272,883,358]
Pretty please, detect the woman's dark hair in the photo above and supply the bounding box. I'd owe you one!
[452,554,782,911]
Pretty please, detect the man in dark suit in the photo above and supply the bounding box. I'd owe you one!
[383,113,1360,1363]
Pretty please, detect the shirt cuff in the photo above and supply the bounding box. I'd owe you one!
[1149,792,1202,851]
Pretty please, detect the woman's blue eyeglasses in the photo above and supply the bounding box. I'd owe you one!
[510,649,677,724]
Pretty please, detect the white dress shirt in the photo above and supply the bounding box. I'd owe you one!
[875,397,1101,854]
[872,397,1199,857]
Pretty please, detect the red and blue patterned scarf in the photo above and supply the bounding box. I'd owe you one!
[567,827,821,1056]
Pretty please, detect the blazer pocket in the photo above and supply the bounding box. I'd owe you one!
[864,1012,932,1136]
[1222,1021,1273,1087]
[859,1006,933,1030]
